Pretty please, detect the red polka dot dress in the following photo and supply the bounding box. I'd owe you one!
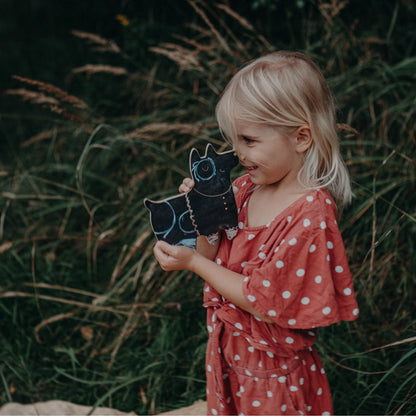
[203,175,359,416]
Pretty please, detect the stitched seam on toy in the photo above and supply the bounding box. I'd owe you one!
[191,185,232,198]
[185,192,200,236]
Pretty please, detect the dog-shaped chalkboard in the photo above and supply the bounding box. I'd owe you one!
[144,144,239,248]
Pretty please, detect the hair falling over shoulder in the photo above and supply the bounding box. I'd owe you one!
[216,51,352,206]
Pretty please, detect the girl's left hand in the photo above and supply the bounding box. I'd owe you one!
[153,240,196,271]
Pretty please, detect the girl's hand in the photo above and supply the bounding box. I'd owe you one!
[153,240,197,271]
[178,178,195,194]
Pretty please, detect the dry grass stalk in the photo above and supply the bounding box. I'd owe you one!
[12,75,88,109]
[215,3,254,31]
[150,43,203,73]
[318,0,349,23]
[0,290,154,315]
[71,30,121,53]
[187,0,232,54]
[34,311,76,343]
[22,128,67,147]
[72,64,128,76]
[125,122,202,139]
[5,88,59,105]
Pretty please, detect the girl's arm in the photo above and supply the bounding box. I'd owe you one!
[153,241,272,322]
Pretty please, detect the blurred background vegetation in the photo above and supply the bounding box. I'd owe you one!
[1,0,415,414]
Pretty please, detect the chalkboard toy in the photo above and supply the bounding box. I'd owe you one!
[144,144,239,248]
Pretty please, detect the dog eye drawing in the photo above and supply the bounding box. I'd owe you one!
[144,144,239,248]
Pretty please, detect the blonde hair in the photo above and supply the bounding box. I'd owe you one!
[216,51,352,205]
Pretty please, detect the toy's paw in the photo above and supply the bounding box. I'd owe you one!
[225,226,239,240]
[206,233,219,246]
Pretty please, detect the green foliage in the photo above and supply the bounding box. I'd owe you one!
[1,0,416,414]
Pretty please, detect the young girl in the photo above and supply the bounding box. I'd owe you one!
[153,51,359,416]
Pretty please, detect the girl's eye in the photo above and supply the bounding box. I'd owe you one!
[242,136,255,145]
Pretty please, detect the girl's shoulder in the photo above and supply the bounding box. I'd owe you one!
[232,174,255,207]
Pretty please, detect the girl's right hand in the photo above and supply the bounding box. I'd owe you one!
[179,178,195,194]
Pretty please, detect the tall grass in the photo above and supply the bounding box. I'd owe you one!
[1,0,415,414]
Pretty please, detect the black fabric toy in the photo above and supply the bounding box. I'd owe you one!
[144,144,239,248]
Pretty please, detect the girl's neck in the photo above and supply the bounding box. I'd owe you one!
[246,179,308,228]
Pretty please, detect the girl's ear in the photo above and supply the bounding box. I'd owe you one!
[295,126,313,153]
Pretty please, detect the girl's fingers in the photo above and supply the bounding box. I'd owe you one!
[179,178,195,193]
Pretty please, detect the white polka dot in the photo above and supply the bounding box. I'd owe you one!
[353,308,359,316]
[268,310,277,317]
[303,218,311,227]
[327,241,333,249]
[278,376,286,383]
[259,340,268,345]
[286,337,294,344]
[296,269,305,277]
[207,325,213,333]
[204,286,210,292]
[343,288,352,295]
[243,276,249,282]
[311,364,317,371]
[325,198,332,204]
[321,368,326,374]
[317,387,323,395]
[216,258,222,264]
[281,405,287,412]
[290,385,298,392]
[287,216,292,222]
[235,322,243,330]
[211,409,218,415]
[315,275,322,283]
[263,280,271,287]
[301,297,310,305]
[306,195,314,202]
[234,355,240,360]
[229,303,236,309]
[252,401,261,407]
[207,364,212,372]
[322,307,331,315]
[282,291,291,299]
[276,260,284,268]
[322,412,331,416]
[233,332,240,336]
[299,378,304,385]
[309,244,316,253]
[335,265,344,273]
[238,222,244,229]
[320,221,327,229]
[247,294,256,302]
[239,386,245,393]
[248,346,254,352]
[258,252,266,259]
[266,351,274,358]
[259,244,265,251]
[245,370,252,376]
[288,319,296,325]
[241,261,247,268]
[267,391,273,398]
[289,238,297,245]
[248,234,255,240]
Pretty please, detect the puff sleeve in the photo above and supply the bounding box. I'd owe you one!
[241,199,359,330]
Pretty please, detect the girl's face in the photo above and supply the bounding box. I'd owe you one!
[234,121,305,189]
